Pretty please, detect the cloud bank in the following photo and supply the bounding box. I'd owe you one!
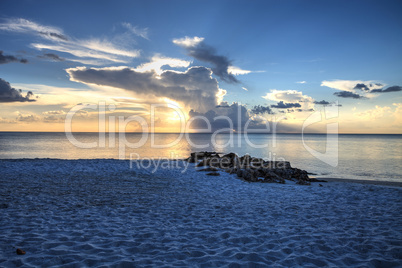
[67,65,222,113]
[0,51,28,64]
[173,36,240,83]
[322,79,402,99]
[0,78,36,102]
[0,18,141,65]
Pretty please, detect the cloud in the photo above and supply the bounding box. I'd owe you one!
[393,103,402,124]
[271,101,301,109]
[355,105,391,120]
[0,18,140,64]
[0,18,68,41]
[262,89,314,103]
[321,79,402,98]
[242,87,248,91]
[173,36,204,47]
[0,78,36,102]
[188,103,271,132]
[173,36,238,83]
[314,100,330,105]
[0,117,16,124]
[371,86,402,93]
[43,115,64,123]
[333,91,365,99]
[43,110,66,115]
[0,51,28,64]
[296,81,306,84]
[134,55,190,75]
[39,53,65,61]
[354,83,370,92]
[262,89,315,114]
[227,66,251,75]
[121,22,149,40]
[216,101,230,108]
[321,80,384,93]
[188,102,300,133]
[67,65,222,113]
[251,105,275,115]
[16,112,40,122]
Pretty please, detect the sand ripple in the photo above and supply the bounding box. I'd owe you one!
[0,159,401,267]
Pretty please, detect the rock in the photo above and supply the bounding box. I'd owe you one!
[16,248,25,255]
[225,167,239,174]
[242,169,258,182]
[236,169,244,178]
[187,151,311,186]
[263,170,285,184]
[249,157,264,169]
[319,184,323,187]
[196,158,211,167]
[187,156,197,163]
[296,179,311,185]
[309,178,328,183]
[197,167,218,172]
[208,156,222,168]
[217,156,232,169]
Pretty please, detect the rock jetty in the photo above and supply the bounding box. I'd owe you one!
[186,151,319,185]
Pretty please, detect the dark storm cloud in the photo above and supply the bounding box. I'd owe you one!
[216,101,230,108]
[333,91,365,99]
[354,83,370,92]
[39,53,65,61]
[188,103,272,132]
[0,78,36,102]
[314,100,331,105]
[174,39,239,83]
[0,51,28,64]
[271,101,301,109]
[67,66,221,113]
[251,105,275,115]
[188,103,300,133]
[371,86,402,93]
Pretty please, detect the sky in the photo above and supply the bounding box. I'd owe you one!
[0,0,401,133]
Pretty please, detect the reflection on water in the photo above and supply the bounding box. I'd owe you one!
[0,132,401,182]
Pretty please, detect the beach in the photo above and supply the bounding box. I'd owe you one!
[1,159,401,267]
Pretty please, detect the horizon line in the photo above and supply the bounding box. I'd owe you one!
[0,131,401,135]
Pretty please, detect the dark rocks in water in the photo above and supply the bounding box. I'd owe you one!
[309,178,328,183]
[16,248,26,255]
[263,170,285,184]
[187,151,313,185]
[196,158,211,167]
[187,151,221,163]
[197,167,218,172]
[297,179,311,185]
[237,168,258,182]
[225,167,238,174]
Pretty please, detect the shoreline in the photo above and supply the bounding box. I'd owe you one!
[0,158,401,186]
[318,177,402,187]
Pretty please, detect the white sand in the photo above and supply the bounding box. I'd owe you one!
[0,159,401,267]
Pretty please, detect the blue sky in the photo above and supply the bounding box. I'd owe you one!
[0,0,401,133]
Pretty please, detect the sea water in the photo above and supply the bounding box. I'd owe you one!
[0,132,401,182]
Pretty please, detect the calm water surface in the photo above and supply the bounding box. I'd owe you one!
[0,132,401,182]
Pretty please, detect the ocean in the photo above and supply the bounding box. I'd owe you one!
[0,132,401,182]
